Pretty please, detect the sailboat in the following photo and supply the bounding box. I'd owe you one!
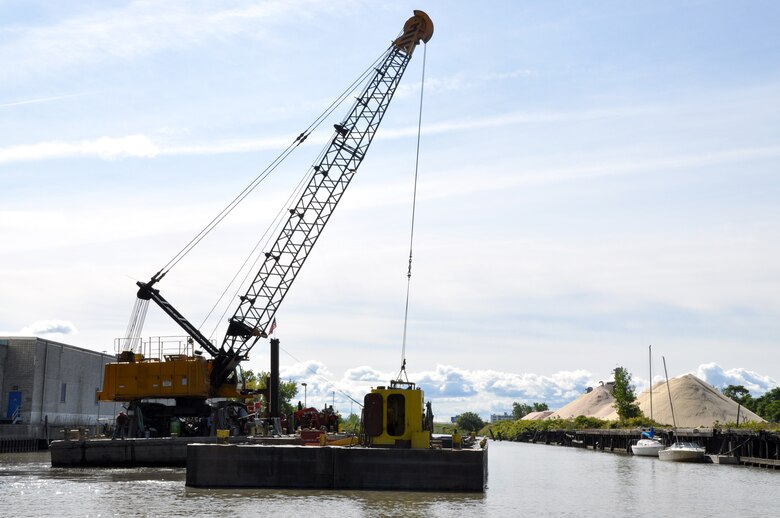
[657,356,705,462]
[631,345,665,457]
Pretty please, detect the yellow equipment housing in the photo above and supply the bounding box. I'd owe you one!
[363,381,431,449]
[98,355,242,402]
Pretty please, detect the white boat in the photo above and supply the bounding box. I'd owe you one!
[658,441,705,462]
[632,346,665,457]
[632,437,665,457]
[656,356,706,462]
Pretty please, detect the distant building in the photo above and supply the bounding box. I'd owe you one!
[451,414,461,424]
[0,337,117,443]
[491,412,514,423]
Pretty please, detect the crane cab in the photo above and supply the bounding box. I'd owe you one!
[363,380,432,449]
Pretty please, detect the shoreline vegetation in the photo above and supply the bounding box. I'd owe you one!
[475,417,780,442]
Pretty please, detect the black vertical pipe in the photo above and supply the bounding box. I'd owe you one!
[270,338,280,419]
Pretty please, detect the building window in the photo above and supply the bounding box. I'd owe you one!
[60,383,67,403]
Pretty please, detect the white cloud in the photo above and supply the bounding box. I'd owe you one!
[0,92,96,109]
[694,363,778,396]
[264,360,778,420]
[395,68,536,98]
[0,135,159,163]
[279,359,333,382]
[3,104,778,167]
[270,360,601,419]
[0,0,312,79]
[1,320,79,337]
[344,366,387,383]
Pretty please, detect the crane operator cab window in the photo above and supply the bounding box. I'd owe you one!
[386,394,405,436]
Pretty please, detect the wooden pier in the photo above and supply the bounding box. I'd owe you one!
[498,428,780,469]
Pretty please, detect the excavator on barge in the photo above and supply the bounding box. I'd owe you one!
[98,11,435,445]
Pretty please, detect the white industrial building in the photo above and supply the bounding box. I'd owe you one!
[0,336,118,446]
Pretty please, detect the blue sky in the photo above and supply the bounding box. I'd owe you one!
[2,1,779,419]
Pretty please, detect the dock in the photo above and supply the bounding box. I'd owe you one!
[499,427,780,469]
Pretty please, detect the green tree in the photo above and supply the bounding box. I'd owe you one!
[612,367,642,421]
[761,400,780,423]
[242,369,259,389]
[512,401,549,419]
[512,402,532,419]
[754,387,780,422]
[456,411,486,432]
[722,385,752,406]
[343,413,360,432]
[249,371,298,416]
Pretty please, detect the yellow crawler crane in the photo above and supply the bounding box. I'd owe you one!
[98,11,434,436]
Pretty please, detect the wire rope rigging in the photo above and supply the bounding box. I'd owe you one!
[396,43,427,383]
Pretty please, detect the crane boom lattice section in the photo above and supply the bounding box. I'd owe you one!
[221,46,414,366]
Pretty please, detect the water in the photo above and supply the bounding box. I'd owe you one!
[1,441,777,517]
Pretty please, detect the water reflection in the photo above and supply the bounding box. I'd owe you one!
[1,443,778,517]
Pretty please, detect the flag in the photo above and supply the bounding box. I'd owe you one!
[269,318,277,335]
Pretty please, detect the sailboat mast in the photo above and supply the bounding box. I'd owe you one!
[662,356,677,429]
[649,345,653,423]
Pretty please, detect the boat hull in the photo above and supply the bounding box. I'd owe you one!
[658,443,705,462]
[632,439,665,457]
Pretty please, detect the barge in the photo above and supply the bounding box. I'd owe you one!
[186,381,487,491]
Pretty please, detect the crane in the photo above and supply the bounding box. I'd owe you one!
[98,10,433,437]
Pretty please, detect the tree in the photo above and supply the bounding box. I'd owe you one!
[512,401,549,419]
[754,387,780,423]
[242,369,259,389]
[720,385,780,423]
[722,385,752,406]
[455,411,485,432]
[612,367,642,421]
[512,402,532,419]
[343,413,360,432]
[246,371,298,416]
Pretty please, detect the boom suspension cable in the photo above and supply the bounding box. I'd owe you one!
[397,43,427,379]
[149,49,391,284]
[198,59,388,340]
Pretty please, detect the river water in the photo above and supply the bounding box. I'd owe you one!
[1,441,776,517]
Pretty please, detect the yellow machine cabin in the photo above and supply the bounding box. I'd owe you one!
[363,380,433,449]
[98,337,242,402]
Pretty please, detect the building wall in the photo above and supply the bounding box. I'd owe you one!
[0,341,7,414]
[0,337,117,433]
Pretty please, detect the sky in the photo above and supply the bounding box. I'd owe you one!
[2,0,779,420]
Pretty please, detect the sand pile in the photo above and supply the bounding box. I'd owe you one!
[521,410,554,421]
[603,373,765,427]
[546,383,616,420]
